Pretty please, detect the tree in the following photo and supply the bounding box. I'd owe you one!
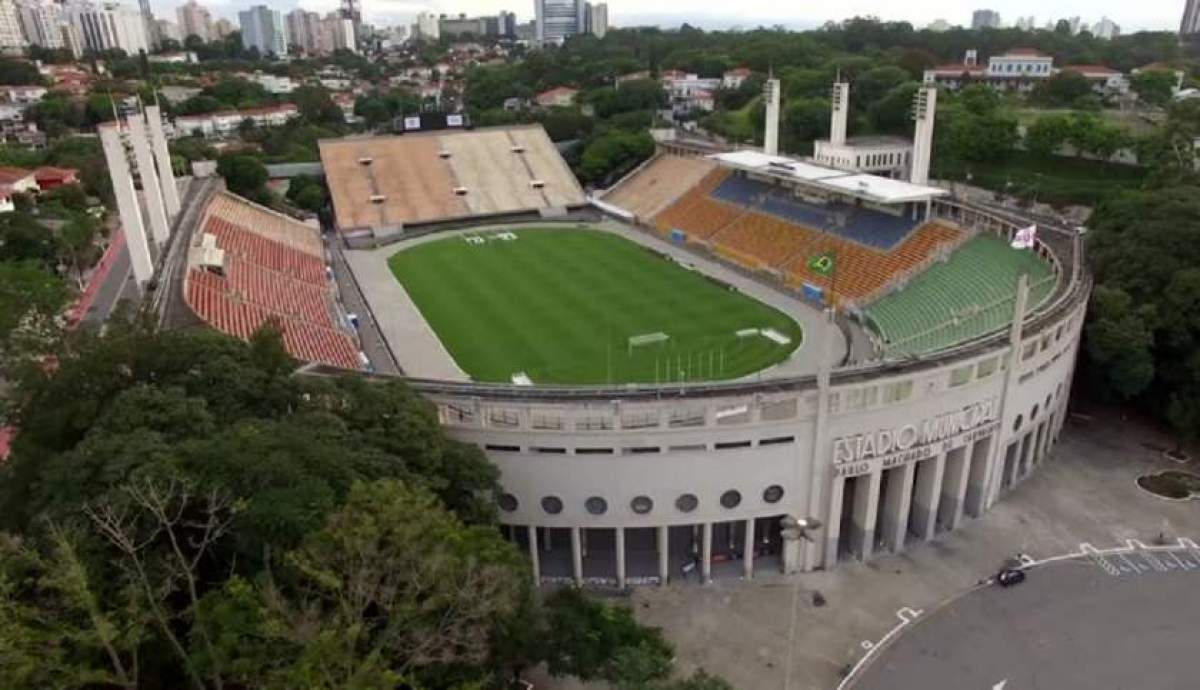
[1130,69,1176,107]
[0,261,68,372]
[1025,114,1072,158]
[541,587,674,686]
[250,479,527,690]
[1033,71,1093,107]
[289,85,343,126]
[217,154,269,201]
[1084,286,1155,399]
[577,129,654,184]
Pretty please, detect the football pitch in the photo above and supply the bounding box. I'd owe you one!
[387,227,803,384]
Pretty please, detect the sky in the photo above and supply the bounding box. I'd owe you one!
[150,0,1185,35]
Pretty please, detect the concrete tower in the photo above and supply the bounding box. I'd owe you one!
[99,123,154,288]
[830,81,849,146]
[910,86,937,185]
[763,77,781,156]
[126,114,170,247]
[144,104,180,218]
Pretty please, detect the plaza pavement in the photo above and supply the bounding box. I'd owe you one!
[531,404,1200,690]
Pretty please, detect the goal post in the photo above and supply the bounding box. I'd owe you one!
[628,332,669,356]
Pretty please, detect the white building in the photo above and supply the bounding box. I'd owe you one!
[926,18,952,32]
[70,1,150,55]
[535,0,584,44]
[584,1,606,38]
[286,9,320,54]
[1185,0,1200,35]
[172,103,299,138]
[924,48,1055,93]
[175,0,210,41]
[1092,17,1120,39]
[987,48,1053,78]
[413,11,438,40]
[238,4,286,57]
[722,67,752,89]
[240,71,295,94]
[0,0,27,52]
[1060,64,1128,94]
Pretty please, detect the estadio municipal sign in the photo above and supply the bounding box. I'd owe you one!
[832,398,999,477]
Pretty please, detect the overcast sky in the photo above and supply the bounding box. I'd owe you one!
[151,0,1185,35]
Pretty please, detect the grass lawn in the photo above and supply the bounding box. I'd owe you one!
[388,227,803,384]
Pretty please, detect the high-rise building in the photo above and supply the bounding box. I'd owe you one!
[213,17,234,38]
[152,18,179,43]
[584,1,606,37]
[70,1,150,55]
[238,5,286,56]
[1015,15,1036,30]
[327,12,355,52]
[286,9,321,53]
[1092,16,1120,39]
[535,0,584,43]
[0,0,27,50]
[175,0,210,41]
[340,0,359,48]
[413,11,438,40]
[497,10,516,36]
[1181,0,1200,35]
[439,14,488,38]
[970,9,1001,29]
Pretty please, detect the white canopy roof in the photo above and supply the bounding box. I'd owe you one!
[709,150,948,204]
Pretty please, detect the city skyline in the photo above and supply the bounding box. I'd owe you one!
[141,0,1185,34]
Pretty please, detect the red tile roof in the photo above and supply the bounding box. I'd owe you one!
[0,166,33,185]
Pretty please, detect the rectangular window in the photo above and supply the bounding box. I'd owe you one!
[623,446,661,454]
[882,379,913,403]
[976,357,998,379]
[532,446,567,454]
[484,444,520,452]
[668,443,707,452]
[1022,342,1037,361]
[575,447,614,455]
[576,416,613,431]
[714,440,752,450]
[949,365,973,387]
[759,435,795,446]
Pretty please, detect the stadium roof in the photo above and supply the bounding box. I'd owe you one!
[709,150,948,204]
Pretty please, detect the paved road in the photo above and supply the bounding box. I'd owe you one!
[852,549,1200,690]
[81,233,137,328]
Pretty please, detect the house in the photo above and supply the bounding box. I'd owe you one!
[171,104,299,139]
[0,85,48,105]
[924,48,1054,92]
[240,72,297,95]
[686,89,716,112]
[660,72,721,99]
[332,93,357,123]
[149,52,199,64]
[722,67,752,89]
[1060,65,1129,95]
[536,86,578,107]
[503,96,528,111]
[34,166,80,190]
[0,166,39,194]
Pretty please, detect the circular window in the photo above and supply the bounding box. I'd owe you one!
[630,495,653,514]
[1031,404,1040,420]
[720,490,742,509]
[541,496,563,515]
[676,493,699,513]
[763,485,785,504]
[498,493,518,512]
[1013,414,1023,432]
[585,496,608,515]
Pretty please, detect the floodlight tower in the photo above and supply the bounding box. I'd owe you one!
[829,80,849,146]
[763,77,781,156]
[910,86,938,185]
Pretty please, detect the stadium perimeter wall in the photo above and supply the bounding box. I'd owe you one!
[339,202,1089,588]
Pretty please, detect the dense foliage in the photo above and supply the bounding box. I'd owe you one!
[0,322,729,689]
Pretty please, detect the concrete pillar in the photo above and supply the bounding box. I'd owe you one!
[829,81,848,145]
[143,105,180,218]
[763,78,781,155]
[965,437,993,518]
[527,526,540,584]
[822,476,846,569]
[570,527,583,587]
[910,454,946,542]
[99,124,154,288]
[743,519,755,579]
[850,471,882,561]
[126,115,170,247]
[938,447,971,531]
[615,528,626,589]
[880,463,916,553]
[701,522,713,583]
[1010,437,1026,486]
[657,525,669,586]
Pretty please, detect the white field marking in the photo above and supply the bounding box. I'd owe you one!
[836,605,928,690]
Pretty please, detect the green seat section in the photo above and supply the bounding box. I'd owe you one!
[863,234,1056,357]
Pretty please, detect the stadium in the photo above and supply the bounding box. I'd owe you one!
[127,86,1089,588]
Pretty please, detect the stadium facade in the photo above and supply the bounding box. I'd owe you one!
[138,115,1090,588]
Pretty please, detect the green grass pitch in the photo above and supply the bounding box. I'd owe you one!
[387,227,804,384]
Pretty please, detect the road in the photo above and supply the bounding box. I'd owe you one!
[851,550,1200,689]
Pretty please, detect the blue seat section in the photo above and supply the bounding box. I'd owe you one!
[710,175,918,250]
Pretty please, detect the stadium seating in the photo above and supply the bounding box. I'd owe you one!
[653,169,744,239]
[603,154,718,219]
[862,234,1056,356]
[711,174,918,250]
[183,194,362,370]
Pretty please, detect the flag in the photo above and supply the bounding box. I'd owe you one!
[1011,224,1037,250]
[808,251,836,277]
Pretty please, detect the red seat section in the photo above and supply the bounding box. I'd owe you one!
[183,195,362,371]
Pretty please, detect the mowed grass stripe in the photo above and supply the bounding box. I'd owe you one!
[388,228,803,384]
